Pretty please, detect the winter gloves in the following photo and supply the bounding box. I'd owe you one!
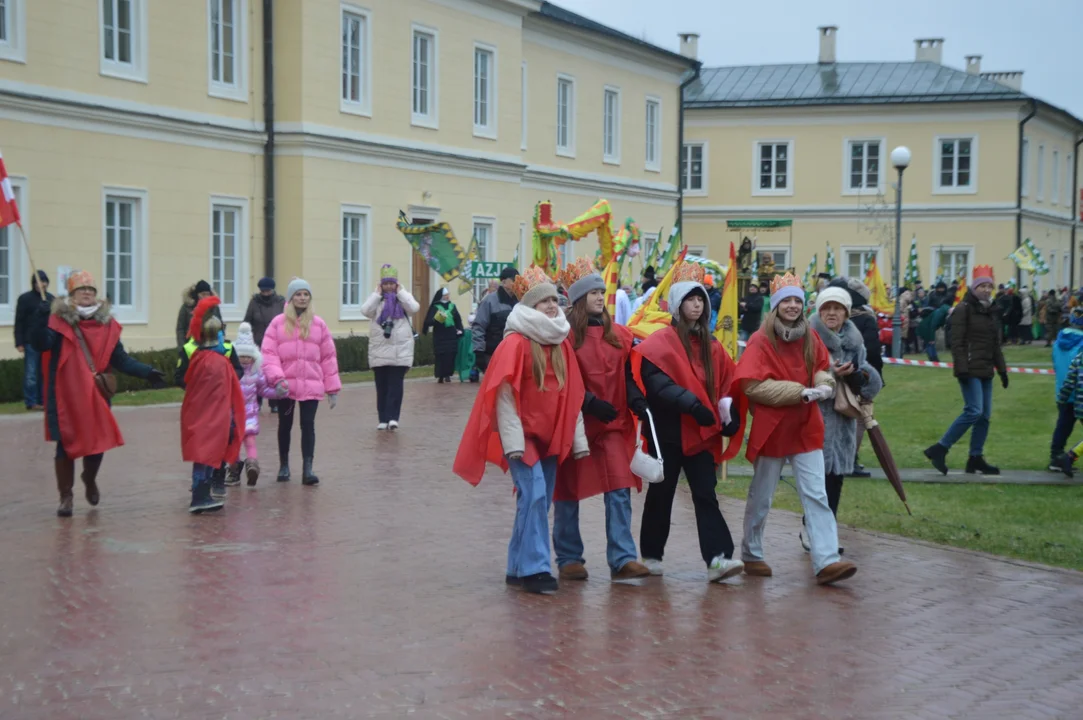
[1000,372,1009,389]
[147,369,168,389]
[690,402,716,427]
[584,395,619,423]
[801,385,835,404]
[275,381,289,398]
[328,394,338,410]
[717,397,734,426]
[629,397,650,423]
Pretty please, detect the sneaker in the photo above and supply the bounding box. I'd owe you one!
[964,455,1001,476]
[924,443,949,476]
[1050,461,1066,473]
[558,562,589,581]
[707,556,744,583]
[189,496,225,514]
[224,462,242,486]
[1052,453,1075,478]
[521,572,559,594]
[388,420,399,431]
[816,560,858,586]
[641,558,664,576]
[377,423,388,431]
[799,530,811,552]
[611,561,651,580]
[849,466,872,478]
[505,574,522,587]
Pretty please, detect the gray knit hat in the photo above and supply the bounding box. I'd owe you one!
[568,273,606,305]
[286,277,311,302]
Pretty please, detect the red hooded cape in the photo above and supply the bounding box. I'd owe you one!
[181,349,246,467]
[631,325,745,466]
[42,314,125,459]
[454,333,585,486]
[733,328,830,462]
[555,324,640,502]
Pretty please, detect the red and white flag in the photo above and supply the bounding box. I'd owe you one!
[0,149,21,229]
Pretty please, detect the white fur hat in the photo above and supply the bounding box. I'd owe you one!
[815,287,853,314]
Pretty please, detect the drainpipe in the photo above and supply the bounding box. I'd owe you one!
[1016,99,1037,287]
[676,65,701,237]
[262,0,275,279]
[1071,135,1083,289]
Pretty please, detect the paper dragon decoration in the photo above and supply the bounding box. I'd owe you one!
[531,200,641,278]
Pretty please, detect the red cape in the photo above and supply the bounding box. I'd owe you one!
[631,325,745,465]
[42,315,125,459]
[454,333,585,486]
[181,349,246,466]
[555,325,640,502]
[733,328,830,462]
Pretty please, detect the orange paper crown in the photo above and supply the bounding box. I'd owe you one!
[972,264,994,284]
[770,272,802,296]
[672,262,706,284]
[559,257,596,290]
[511,265,553,300]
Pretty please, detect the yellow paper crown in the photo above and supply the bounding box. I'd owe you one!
[672,262,706,284]
[511,265,552,300]
[770,272,802,295]
[559,257,596,290]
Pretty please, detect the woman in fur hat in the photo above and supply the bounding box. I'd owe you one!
[360,265,420,429]
[175,279,222,349]
[454,266,589,594]
[29,271,166,517]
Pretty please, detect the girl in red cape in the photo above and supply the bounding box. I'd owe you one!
[30,270,166,517]
[734,272,857,586]
[453,266,588,595]
[181,297,246,514]
[552,262,651,583]
[631,271,746,584]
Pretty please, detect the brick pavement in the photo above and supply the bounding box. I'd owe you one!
[1,379,1081,720]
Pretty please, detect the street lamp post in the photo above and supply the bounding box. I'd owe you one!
[890,146,911,360]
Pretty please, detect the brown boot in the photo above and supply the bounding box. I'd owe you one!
[81,454,103,507]
[55,457,75,517]
[559,562,589,581]
[816,561,857,586]
[743,560,773,577]
[245,458,260,487]
[611,560,651,580]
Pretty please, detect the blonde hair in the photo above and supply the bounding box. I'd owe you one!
[529,340,566,391]
[284,301,313,340]
[761,306,818,383]
[200,315,223,345]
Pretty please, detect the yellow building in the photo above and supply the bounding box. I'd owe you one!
[680,27,1083,294]
[0,0,694,357]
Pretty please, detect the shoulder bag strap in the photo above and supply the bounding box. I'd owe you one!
[72,325,99,374]
[643,408,663,463]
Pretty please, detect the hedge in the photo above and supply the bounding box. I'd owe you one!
[0,333,434,404]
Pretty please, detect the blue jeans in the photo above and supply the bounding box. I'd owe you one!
[23,345,42,408]
[506,456,557,579]
[924,342,939,362]
[939,377,993,456]
[552,488,638,573]
[191,463,215,492]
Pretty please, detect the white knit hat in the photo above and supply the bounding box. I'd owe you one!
[815,287,853,315]
[233,322,261,370]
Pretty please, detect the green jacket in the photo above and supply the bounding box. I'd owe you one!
[917,304,949,343]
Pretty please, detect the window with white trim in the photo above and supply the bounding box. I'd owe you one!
[845,249,878,280]
[0,0,25,63]
[757,142,791,191]
[209,0,244,98]
[0,0,9,45]
[757,247,790,271]
[210,203,241,306]
[935,249,971,284]
[556,75,575,155]
[680,143,703,191]
[104,194,140,309]
[1022,138,1030,196]
[472,221,493,303]
[0,182,21,315]
[1052,150,1060,204]
[645,97,661,172]
[603,86,621,164]
[412,28,437,126]
[473,45,495,136]
[642,233,659,265]
[101,0,145,81]
[1037,144,1045,199]
[520,62,528,150]
[341,5,370,114]
[341,209,369,311]
[847,140,881,191]
[939,138,974,189]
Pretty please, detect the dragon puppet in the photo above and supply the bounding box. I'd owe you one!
[531,200,640,278]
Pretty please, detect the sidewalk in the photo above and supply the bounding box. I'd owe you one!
[724,462,1081,485]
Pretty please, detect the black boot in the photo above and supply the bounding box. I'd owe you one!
[924,443,949,475]
[522,572,559,594]
[302,457,319,486]
[81,454,103,507]
[850,456,871,478]
[277,456,290,482]
[1052,452,1076,478]
[55,457,75,517]
[211,464,227,498]
[965,455,1000,476]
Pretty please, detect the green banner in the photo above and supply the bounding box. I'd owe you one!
[396,211,467,281]
[470,261,516,279]
[726,219,793,229]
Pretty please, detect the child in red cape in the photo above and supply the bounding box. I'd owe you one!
[734,273,857,585]
[181,297,245,514]
[552,262,651,583]
[453,267,588,594]
[631,272,747,583]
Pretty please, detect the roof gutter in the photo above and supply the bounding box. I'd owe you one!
[1016,98,1038,287]
[677,65,701,237]
[1072,134,1083,289]
[262,0,275,279]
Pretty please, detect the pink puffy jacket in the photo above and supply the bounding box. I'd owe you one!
[260,314,342,402]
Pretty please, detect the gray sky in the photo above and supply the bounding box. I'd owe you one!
[558,0,1083,118]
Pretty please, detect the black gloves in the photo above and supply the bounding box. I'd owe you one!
[690,402,716,427]
[148,369,168,389]
[586,396,619,423]
[1000,372,1009,389]
[629,398,650,422]
[956,373,971,383]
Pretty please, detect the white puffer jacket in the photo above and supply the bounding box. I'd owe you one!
[360,288,421,368]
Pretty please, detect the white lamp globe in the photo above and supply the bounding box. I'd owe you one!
[891,146,912,170]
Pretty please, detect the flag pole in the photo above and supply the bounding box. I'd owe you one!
[14,222,46,301]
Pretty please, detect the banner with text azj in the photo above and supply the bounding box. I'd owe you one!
[396,211,468,283]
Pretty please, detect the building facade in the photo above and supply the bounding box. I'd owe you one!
[0,0,694,357]
[680,28,1083,294]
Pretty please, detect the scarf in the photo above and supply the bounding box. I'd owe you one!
[377,291,406,325]
[77,303,102,319]
[504,303,570,346]
[436,302,455,327]
[774,316,808,343]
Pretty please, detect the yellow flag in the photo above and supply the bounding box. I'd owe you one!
[863,258,894,313]
[628,248,687,339]
[603,259,619,316]
[953,274,967,306]
[714,241,739,359]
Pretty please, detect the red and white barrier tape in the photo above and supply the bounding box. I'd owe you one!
[883,356,1054,376]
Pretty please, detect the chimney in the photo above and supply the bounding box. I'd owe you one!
[914,38,944,64]
[678,33,699,61]
[965,55,982,75]
[818,26,838,64]
[981,71,1024,91]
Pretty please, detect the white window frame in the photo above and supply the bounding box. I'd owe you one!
[753,140,794,196]
[99,0,148,83]
[207,0,247,102]
[339,204,371,321]
[472,216,496,303]
[929,246,974,285]
[641,232,660,265]
[602,85,621,165]
[1036,143,1045,201]
[101,187,149,324]
[340,3,372,117]
[842,137,885,195]
[644,96,662,173]
[208,195,249,321]
[0,0,26,63]
[555,73,576,158]
[841,246,882,280]
[1052,149,1060,205]
[472,42,497,140]
[0,177,27,325]
[518,222,528,269]
[933,135,978,195]
[1064,251,1071,289]
[756,246,790,271]
[1021,137,1030,197]
[411,24,439,129]
[680,141,707,197]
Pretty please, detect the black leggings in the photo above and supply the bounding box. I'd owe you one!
[278,399,319,461]
[825,472,844,517]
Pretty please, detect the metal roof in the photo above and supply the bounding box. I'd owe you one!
[535,2,697,68]
[684,62,1028,108]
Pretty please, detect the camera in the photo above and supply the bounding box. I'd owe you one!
[381,320,394,339]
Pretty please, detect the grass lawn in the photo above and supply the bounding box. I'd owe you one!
[0,366,435,415]
[903,343,1054,367]
[718,474,1083,571]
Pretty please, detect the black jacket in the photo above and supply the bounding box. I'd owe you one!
[422,300,464,356]
[740,293,764,333]
[242,293,285,346]
[849,309,884,380]
[640,356,740,455]
[14,288,55,348]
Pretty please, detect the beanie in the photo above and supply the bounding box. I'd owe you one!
[521,282,558,310]
[233,322,261,368]
[286,277,311,302]
[668,281,708,320]
[815,287,853,315]
[568,273,606,305]
[258,277,276,291]
[193,279,213,296]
